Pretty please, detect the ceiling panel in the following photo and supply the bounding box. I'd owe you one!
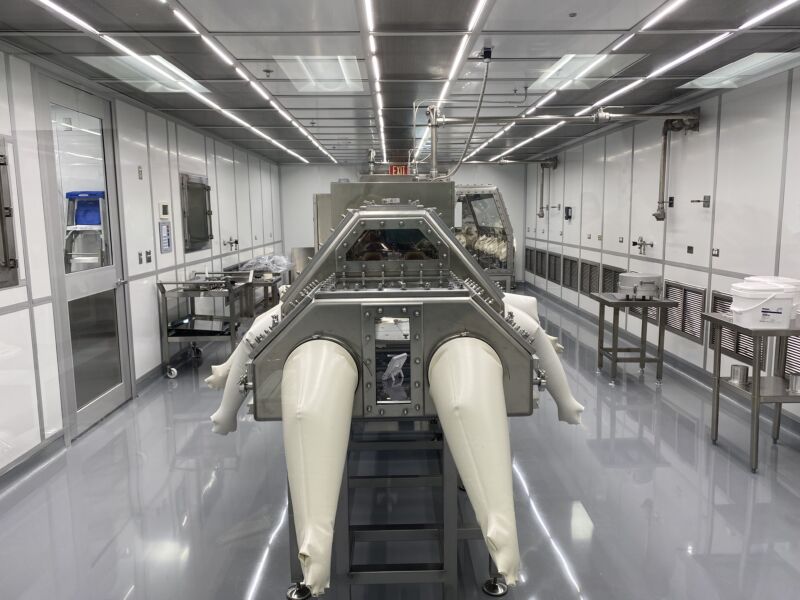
[180,0,358,32]
[373,0,471,31]
[485,0,666,31]
[0,0,74,30]
[216,34,364,60]
[377,35,461,80]
[474,33,621,59]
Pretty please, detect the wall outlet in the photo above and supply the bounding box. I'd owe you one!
[712,248,720,257]
[618,236,624,243]
[687,246,694,254]
[668,196,675,207]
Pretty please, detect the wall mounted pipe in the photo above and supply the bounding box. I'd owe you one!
[653,115,700,221]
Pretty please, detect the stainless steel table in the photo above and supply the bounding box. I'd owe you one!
[703,312,800,472]
[590,293,678,383]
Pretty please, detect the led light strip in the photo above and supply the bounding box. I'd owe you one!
[364,0,386,162]
[413,0,489,163]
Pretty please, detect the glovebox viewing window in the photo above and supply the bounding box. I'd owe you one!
[345,228,439,261]
[181,173,213,252]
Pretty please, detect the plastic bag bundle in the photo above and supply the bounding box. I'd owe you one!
[241,254,293,273]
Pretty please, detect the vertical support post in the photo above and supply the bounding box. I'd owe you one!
[429,105,439,180]
[610,307,620,381]
[750,336,762,473]
[772,336,785,443]
[656,306,667,382]
[639,308,648,371]
[288,486,304,584]
[442,439,458,600]
[334,451,351,597]
[711,323,722,444]
[597,303,605,372]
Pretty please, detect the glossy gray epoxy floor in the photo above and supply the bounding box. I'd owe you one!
[2,294,800,600]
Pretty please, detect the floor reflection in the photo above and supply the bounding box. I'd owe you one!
[0,292,799,599]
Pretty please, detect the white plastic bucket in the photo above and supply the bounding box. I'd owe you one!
[745,276,800,319]
[730,281,795,329]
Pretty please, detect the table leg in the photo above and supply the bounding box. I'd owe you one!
[750,340,762,473]
[639,308,648,372]
[772,404,782,444]
[597,304,606,372]
[772,336,787,444]
[611,308,620,381]
[656,306,667,383]
[711,325,722,444]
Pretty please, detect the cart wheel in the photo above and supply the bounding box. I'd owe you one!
[166,367,178,379]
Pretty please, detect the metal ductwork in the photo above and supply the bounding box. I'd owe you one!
[654,113,700,221]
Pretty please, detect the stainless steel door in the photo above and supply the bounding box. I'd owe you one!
[36,76,131,438]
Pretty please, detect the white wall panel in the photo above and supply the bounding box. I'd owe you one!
[261,161,274,243]
[580,137,605,250]
[128,276,161,379]
[0,308,40,470]
[234,149,252,250]
[562,147,583,247]
[780,68,800,277]
[279,164,358,250]
[0,53,12,136]
[602,128,633,253]
[629,120,665,259]
[33,303,61,438]
[547,155,565,244]
[176,125,207,176]
[115,101,155,277]
[204,138,221,257]
[714,73,788,275]
[271,164,282,242]
[146,113,176,270]
[525,163,538,239]
[248,155,264,247]
[665,97,719,266]
[214,142,238,251]
[8,57,50,299]
[166,121,184,265]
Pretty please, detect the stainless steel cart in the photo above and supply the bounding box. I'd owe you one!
[157,274,251,378]
[703,312,800,472]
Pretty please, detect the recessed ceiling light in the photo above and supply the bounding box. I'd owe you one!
[680,52,800,89]
[612,34,634,51]
[364,0,375,32]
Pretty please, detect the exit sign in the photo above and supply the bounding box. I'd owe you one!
[388,164,408,175]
